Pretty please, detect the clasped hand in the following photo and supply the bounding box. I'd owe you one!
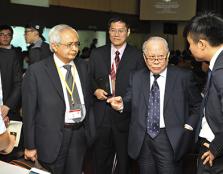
[107,96,123,111]
[201,142,215,167]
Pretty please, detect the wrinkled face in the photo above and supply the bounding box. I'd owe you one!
[144,40,169,74]
[0,29,12,46]
[109,21,130,49]
[24,28,37,44]
[51,28,79,64]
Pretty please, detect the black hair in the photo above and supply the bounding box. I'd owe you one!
[107,16,130,30]
[0,24,13,35]
[183,12,223,46]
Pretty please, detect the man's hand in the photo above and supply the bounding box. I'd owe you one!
[94,89,108,100]
[201,143,215,167]
[107,96,123,111]
[0,105,10,118]
[24,148,38,161]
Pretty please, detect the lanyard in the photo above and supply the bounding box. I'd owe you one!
[56,64,76,104]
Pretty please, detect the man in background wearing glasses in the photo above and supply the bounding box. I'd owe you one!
[24,21,51,65]
[107,36,202,174]
[23,24,92,174]
[89,16,145,174]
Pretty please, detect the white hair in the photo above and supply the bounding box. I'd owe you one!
[48,24,79,52]
[142,36,169,54]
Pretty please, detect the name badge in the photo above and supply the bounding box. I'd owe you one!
[65,109,81,123]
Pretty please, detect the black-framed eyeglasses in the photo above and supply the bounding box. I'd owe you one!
[144,54,167,63]
[59,41,80,49]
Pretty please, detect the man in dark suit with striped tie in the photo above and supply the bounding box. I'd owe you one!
[89,16,145,174]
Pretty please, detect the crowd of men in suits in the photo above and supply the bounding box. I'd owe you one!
[1,12,223,174]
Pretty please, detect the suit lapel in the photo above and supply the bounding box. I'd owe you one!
[142,69,150,104]
[116,44,129,77]
[44,57,64,100]
[105,45,112,74]
[164,66,176,109]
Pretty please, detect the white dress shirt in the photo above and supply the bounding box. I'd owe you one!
[53,55,86,123]
[199,46,223,142]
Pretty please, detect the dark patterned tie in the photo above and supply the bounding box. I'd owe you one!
[63,65,81,110]
[110,51,120,95]
[147,74,160,138]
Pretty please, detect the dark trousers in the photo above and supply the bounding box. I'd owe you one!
[138,129,182,174]
[197,138,223,174]
[93,125,130,174]
[39,126,87,174]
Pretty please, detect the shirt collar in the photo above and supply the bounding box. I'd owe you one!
[150,67,167,79]
[111,43,127,57]
[209,46,223,71]
[53,54,74,68]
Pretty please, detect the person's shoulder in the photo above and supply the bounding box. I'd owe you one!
[41,41,50,48]
[92,45,108,53]
[168,64,193,77]
[125,44,141,53]
[75,57,88,67]
[132,67,148,77]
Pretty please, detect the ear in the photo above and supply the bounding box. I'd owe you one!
[198,39,207,50]
[166,52,170,60]
[51,43,58,53]
[127,28,130,37]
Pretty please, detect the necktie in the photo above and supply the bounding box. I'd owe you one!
[201,69,212,111]
[147,74,160,138]
[63,65,81,109]
[110,51,120,96]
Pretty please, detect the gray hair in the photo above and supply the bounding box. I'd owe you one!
[142,36,169,54]
[48,24,79,52]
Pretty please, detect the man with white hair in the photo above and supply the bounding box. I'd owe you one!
[107,36,202,174]
[22,24,91,174]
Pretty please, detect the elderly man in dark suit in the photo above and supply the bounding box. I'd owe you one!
[89,16,145,174]
[108,36,202,174]
[184,12,223,174]
[23,24,91,174]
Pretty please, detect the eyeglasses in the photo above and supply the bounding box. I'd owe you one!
[59,41,80,49]
[109,29,127,35]
[0,33,12,37]
[144,54,167,63]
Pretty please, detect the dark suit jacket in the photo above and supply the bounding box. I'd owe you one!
[89,44,145,129]
[22,56,91,163]
[125,65,201,160]
[205,51,223,158]
[0,48,22,119]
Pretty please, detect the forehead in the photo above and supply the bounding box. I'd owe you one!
[187,34,196,44]
[0,29,12,33]
[60,29,79,42]
[110,21,127,29]
[146,40,167,54]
